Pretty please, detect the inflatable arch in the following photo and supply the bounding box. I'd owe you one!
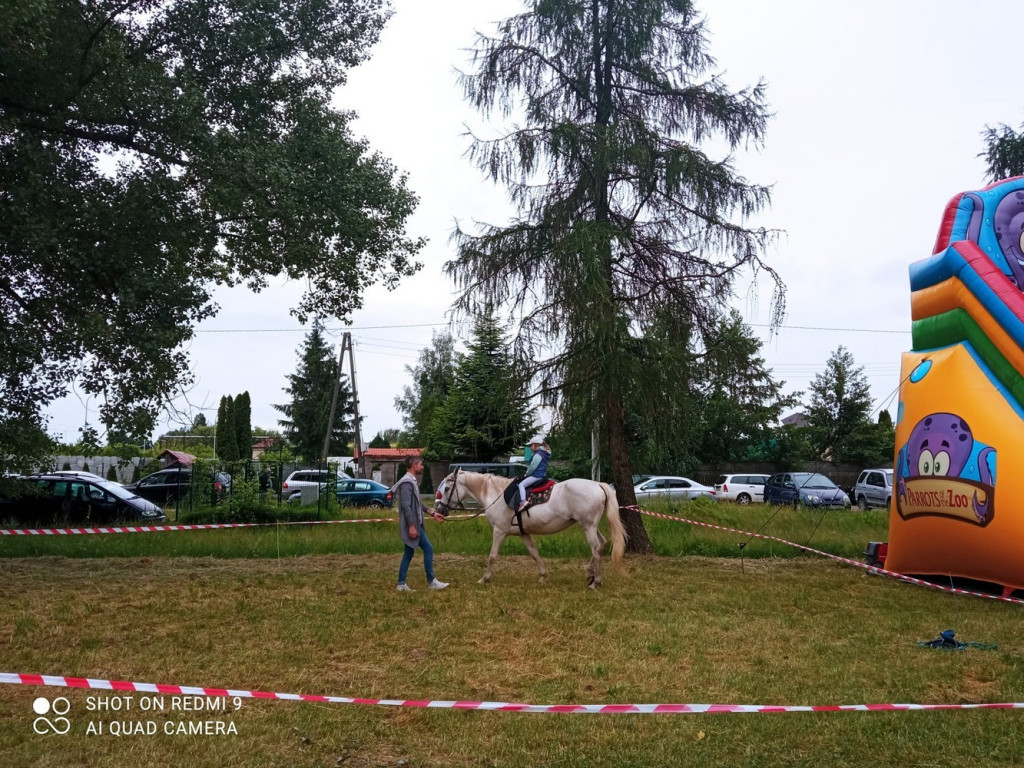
[889,176,1024,593]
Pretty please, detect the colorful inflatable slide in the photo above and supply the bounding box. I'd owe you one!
[890,177,1024,593]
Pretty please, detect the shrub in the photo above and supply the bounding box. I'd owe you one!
[106,465,118,482]
[62,462,72,471]
[82,462,90,473]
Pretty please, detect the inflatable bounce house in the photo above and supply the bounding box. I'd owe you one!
[888,177,1024,595]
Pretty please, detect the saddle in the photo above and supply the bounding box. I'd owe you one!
[503,478,556,534]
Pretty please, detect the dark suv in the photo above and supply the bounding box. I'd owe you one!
[124,468,232,505]
[3,475,166,525]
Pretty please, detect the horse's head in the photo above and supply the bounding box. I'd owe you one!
[434,468,462,517]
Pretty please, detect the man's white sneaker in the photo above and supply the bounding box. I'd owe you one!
[428,579,448,591]
[396,583,414,592]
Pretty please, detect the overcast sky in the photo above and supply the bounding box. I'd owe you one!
[46,0,1024,449]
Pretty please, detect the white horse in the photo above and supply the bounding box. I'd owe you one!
[435,470,626,588]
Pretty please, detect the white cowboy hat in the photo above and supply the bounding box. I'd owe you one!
[527,435,545,445]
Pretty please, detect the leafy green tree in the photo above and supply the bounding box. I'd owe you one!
[806,346,876,464]
[217,396,239,462]
[426,314,534,461]
[394,331,457,446]
[751,423,815,468]
[369,432,391,449]
[0,0,423,474]
[193,413,208,429]
[274,324,353,463]
[234,391,253,461]
[447,0,783,552]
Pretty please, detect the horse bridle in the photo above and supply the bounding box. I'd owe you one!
[434,467,507,520]
[435,467,462,517]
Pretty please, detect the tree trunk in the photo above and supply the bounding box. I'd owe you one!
[606,390,653,554]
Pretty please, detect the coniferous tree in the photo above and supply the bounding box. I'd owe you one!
[806,346,875,464]
[217,395,240,462]
[448,1,784,551]
[234,391,253,461]
[273,324,353,463]
[427,314,534,461]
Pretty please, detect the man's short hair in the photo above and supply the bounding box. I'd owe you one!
[407,456,423,467]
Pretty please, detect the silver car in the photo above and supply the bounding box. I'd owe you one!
[633,476,714,502]
[853,468,893,510]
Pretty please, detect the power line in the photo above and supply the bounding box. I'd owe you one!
[193,322,448,334]
[750,322,908,335]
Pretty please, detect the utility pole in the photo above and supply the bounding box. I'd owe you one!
[320,332,364,477]
[321,335,348,463]
[347,332,364,478]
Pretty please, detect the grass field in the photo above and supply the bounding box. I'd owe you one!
[0,499,888,562]
[2,502,1023,767]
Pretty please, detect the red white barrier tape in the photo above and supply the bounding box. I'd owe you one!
[628,506,1024,607]
[0,515,475,537]
[3,672,1022,714]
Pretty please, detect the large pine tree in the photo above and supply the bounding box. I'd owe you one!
[427,314,534,460]
[447,0,784,551]
[274,324,353,463]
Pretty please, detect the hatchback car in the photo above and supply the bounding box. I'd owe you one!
[4,475,166,525]
[124,468,232,505]
[288,478,393,507]
[713,474,770,504]
[764,472,851,508]
[853,468,893,510]
[633,476,714,501]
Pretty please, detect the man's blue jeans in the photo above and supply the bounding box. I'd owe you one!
[398,526,435,584]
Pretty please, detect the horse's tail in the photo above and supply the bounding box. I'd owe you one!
[601,483,627,573]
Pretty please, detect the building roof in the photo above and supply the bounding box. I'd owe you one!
[252,437,276,449]
[157,449,195,467]
[359,447,423,461]
[781,412,810,428]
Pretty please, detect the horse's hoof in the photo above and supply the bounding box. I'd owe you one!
[588,582,598,590]
[538,575,547,584]
[477,577,490,585]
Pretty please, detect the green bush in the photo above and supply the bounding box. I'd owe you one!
[62,462,71,471]
[106,465,118,482]
[131,463,142,482]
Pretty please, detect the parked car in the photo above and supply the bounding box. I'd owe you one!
[713,474,770,504]
[124,468,232,505]
[290,478,394,507]
[3,475,166,525]
[633,476,714,502]
[49,470,114,484]
[281,469,333,501]
[852,468,893,510]
[764,472,851,508]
